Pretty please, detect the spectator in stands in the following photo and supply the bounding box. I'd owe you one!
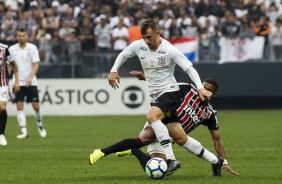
[64,29,81,63]
[110,8,131,29]
[0,2,6,24]
[29,1,44,27]
[0,9,17,42]
[51,0,60,16]
[254,15,271,59]
[94,14,111,52]
[42,8,60,37]
[210,26,222,60]
[128,18,142,44]
[198,8,218,31]
[240,18,256,40]
[60,7,78,31]
[36,27,57,64]
[16,11,38,42]
[176,7,192,38]
[221,10,241,39]
[269,18,282,60]
[111,18,129,52]
[267,1,280,25]
[55,0,69,16]
[148,1,165,19]
[235,1,248,20]
[199,26,212,61]
[78,9,94,50]
[58,20,76,62]
[158,10,174,39]
[5,0,24,12]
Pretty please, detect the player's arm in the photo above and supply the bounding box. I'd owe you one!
[130,71,146,81]
[109,42,138,89]
[27,45,40,86]
[27,62,39,86]
[170,47,211,101]
[209,129,239,176]
[6,48,20,92]
[9,60,20,93]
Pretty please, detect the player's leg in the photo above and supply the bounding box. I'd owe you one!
[149,91,182,173]
[147,106,175,160]
[167,122,223,175]
[89,125,155,165]
[28,86,46,137]
[16,101,28,138]
[14,86,28,138]
[116,139,166,171]
[0,87,8,146]
[31,102,46,137]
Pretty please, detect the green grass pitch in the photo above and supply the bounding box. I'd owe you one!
[0,110,282,184]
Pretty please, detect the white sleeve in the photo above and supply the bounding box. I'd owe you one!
[110,41,138,72]
[7,47,15,63]
[185,66,204,90]
[31,45,40,62]
[170,45,192,71]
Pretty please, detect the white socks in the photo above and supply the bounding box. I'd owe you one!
[17,110,27,134]
[151,120,175,160]
[182,136,218,164]
[34,110,43,128]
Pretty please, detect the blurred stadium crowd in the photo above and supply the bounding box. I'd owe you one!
[1,0,282,64]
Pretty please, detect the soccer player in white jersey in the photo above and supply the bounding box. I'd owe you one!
[9,28,47,139]
[0,43,20,146]
[116,75,239,176]
[89,18,212,173]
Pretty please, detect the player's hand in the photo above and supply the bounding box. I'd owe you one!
[198,88,212,102]
[223,164,240,176]
[26,79,32,87]
[13,81,20,93]
[130,71,145,81]
[108,72,120,89]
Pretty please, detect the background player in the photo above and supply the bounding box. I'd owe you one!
[0,43,20,146]
[9,28,47,139]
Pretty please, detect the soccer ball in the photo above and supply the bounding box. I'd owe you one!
[145,157,167,179]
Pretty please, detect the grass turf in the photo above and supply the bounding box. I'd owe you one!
[0,110,282,184]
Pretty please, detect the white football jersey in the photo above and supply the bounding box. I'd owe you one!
[9,43,40,86]
[122,39,192,102]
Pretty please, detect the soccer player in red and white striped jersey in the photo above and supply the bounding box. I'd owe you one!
[0,43,20,146]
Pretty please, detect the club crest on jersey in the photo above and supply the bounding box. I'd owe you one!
[157,56,166,66]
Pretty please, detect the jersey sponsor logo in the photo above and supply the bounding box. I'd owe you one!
[157,56,166,66]
[140,46,147,51]
[122,86,145,108]
[183,105,200,124]
[158,50,166,54]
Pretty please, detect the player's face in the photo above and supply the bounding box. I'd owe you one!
[203,82,216,97]
[142,28,160,51]
[17,31,28,46]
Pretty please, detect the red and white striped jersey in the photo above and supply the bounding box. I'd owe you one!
[177,83,218,134]
[0,43,14,87]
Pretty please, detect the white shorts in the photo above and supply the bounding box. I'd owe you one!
[0,86,9,102]
[142,121,171,155]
